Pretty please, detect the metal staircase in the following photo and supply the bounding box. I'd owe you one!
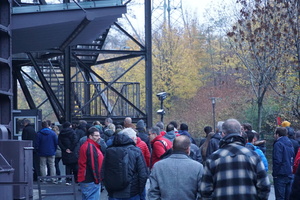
[10,0,153,126]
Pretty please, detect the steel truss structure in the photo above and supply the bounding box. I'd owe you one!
[3,0,153,134]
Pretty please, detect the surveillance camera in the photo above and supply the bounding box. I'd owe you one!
[157,109,165,115]
[156,92,167,100]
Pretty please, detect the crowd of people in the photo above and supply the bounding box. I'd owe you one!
[20,117,300,200]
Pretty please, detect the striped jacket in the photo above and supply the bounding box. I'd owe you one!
[78,138,104,184]
[200,134,270,200]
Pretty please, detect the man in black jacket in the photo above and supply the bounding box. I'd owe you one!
[102,128,148,200]
[22,118,39,181]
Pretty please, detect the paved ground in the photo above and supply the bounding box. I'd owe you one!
[31,163,276,200]
[32,180,276,200]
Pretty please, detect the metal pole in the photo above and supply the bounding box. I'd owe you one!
[160,99,164,123]
[145,0,153,128]
[211,97,216,132]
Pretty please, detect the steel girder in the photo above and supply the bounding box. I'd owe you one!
[11,0,153,126]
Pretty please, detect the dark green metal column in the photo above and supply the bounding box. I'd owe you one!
[145,0,153,128]
[64,47,71,122]
[0,0,12,139]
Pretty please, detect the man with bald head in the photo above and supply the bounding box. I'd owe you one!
[200,119,270,200]
[148,135,203,200]
[124,117,135,129]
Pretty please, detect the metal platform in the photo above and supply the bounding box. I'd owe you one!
[12,1,126,53]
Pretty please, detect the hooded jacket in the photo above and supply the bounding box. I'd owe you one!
[163,130,176,142]
[36,127,58,157]
[272,136,294,177]
[103,133,148,198]
[201,134,270,200]
[22,123,37,142]
[58,127,78,164]
[246,142,268,171]
[206,132,222,158]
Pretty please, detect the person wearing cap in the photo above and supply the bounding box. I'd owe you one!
[281,120,291,127]
[136,119,151,151]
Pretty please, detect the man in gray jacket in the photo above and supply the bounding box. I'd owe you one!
[148,135,204,200]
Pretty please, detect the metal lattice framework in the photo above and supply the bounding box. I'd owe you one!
[8,0,153,128]
[0,0,12,139]
[152,0,185,30]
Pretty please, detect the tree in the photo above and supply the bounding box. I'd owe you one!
[227,0,292,132]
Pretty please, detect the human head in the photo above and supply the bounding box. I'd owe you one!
[87,126,101,142]
[23,118,31,126]
[93,121,101,126]
[115,124,123,134]
[42,121,49,128]
[149,126,160,142]
[281,120,291,127]
[246,131,257,143]
[136,119,146,130]
[166,123,175,132]
[124,117,132,128]
[242,123,252,132]
[79,120,87,126]
[180,123,188,131]
[216,121,224,133]
[107,123,116,132]
[46,120,52,127]
[120,128,137,143]
[105,118,113,126]
[173,135,191,155]
[222,119,241,136]
[274,127,287,140]
[169,121,178,129]
[156,121,164,130]
[62,121,71,129]
[204,126,213,136]
[52,125,60,135]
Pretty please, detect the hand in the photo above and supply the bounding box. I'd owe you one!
[66,149,72,153]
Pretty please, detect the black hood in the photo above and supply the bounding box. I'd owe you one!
[60,127,75,136]
[219,133,245,148]
[113,133,135,146]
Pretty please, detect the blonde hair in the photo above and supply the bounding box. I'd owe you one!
[108,123,116,132]
[52,125,60,135]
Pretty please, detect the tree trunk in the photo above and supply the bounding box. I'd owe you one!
[257,98,263,133]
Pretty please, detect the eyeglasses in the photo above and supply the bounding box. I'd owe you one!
[93,134,100,137]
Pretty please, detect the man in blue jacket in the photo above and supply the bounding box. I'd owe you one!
[273,127,295,200]
[36,120,58,184]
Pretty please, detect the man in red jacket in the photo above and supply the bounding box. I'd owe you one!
[78,126,104,200]
[149,126,172,168]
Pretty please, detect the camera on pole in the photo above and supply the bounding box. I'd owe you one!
[156,92,168,123]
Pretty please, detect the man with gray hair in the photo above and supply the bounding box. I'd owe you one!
[200,119,270,200]
[148,135,203,200]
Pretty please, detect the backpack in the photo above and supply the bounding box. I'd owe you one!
[102,145,132,191]
[293,147,300,174]
[158,140,172,159]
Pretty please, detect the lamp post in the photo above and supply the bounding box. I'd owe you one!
[156,92,167,123]
[211,97,216,132]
